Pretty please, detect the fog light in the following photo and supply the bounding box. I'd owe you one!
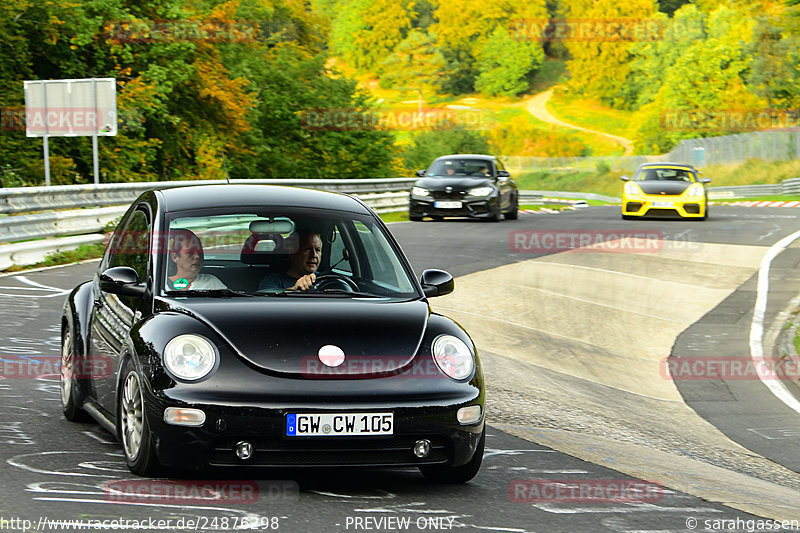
[413,439,431,458]
[235,441,253,460]
[163,407,206,427]
[457,405,482,424]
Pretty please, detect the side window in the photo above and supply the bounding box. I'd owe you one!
[352,221,394,283]
[109,208,151,282]
[495,159,506,171]
[328,225,353,275]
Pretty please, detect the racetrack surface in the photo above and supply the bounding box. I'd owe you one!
[1,206,799,531]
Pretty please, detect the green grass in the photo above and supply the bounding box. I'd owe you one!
[546,88,634,140]
[379,211,410,223]
[702,159,800,187]
[515,168,625,198]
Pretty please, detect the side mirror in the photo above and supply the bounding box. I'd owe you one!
[620,175,630,181]
[99,266,147,297]
[497,170,510,178]
[700,177,711,183]
[415,169,426,177]
[420,269,454,298]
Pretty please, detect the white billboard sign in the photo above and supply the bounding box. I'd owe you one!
[24,78,117,137]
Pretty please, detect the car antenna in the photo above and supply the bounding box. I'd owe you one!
[222,149,231,184]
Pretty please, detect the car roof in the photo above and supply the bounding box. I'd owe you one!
[154,184,372,214]
[637,162,698,171]
[433,154,496,161]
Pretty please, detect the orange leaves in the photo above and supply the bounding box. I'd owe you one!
[193,58,253,135]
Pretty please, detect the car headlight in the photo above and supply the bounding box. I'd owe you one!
[432,335,474,380]
[468,186,494,197]
[164,334,217,381]
[412,187,430,197]
[686,184,704,196]
[624,182,642,195]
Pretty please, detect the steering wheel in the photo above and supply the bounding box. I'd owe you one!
[312,273,359,292]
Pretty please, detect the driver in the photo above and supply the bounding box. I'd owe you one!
[258,231,322,291]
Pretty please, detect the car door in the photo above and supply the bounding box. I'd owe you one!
[493,159,513,211]
[88,205,152,417]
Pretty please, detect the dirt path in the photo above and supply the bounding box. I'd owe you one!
[524,87,634,156]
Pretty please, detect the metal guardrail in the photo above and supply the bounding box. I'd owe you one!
[708,178,800,199]
[520,190,620,203]
[0,178,416,215]
[0,206,126,244]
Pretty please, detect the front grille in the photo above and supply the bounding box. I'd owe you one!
[646,208,681,217]
[209,436,449,467]
[432,190,466,200]
[625,202,642,212]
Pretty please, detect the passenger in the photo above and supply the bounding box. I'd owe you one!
[167,229,226,290]
[258,231,322,291]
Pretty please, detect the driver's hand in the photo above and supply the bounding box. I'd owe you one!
[290,273,316,291]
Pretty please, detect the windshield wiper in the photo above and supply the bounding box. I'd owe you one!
[165,289,255,298]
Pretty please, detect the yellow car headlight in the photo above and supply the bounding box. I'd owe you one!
[624,182,642,196]
[686,184,704,197]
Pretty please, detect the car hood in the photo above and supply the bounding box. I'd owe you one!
[162,298,429,377]
[636,181,692,196]
[415,177,492,192]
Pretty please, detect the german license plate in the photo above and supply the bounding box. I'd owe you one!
[653,201,673,208]
[286,413,393,437]
[434,201,462,209]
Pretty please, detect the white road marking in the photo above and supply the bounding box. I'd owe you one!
[533,503,723,514]
[81,430,117,445]
[749,228,800,414]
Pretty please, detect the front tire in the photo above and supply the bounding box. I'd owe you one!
[420,428,485,483]
[119,359,159,476]
[61,325,89,422]
[486,205,501,222]
[504,196,519,220]
[409,214,423,222]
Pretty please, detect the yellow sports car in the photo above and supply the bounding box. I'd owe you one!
[621,163,710,220]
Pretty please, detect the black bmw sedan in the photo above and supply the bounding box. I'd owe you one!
[60,184,485,482]
[409,154,519,221]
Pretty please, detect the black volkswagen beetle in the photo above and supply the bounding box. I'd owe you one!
[409,154,518,221]
[60,184,484,482]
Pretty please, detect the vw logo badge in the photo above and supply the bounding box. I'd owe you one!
[319,345,345,367]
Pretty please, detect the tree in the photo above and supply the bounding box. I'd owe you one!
[561,0,659,107]
[401,127,490,173]
[474,27,544,96]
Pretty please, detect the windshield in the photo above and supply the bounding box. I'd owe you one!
[633,167,696,182]
[427,159,493,177]
[160,209,418,300]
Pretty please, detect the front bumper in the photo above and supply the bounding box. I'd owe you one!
[409,196,498,219]
[622,195,706,218]
[145,398,485,470]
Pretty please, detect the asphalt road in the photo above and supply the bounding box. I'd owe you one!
[1,205,799,532]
